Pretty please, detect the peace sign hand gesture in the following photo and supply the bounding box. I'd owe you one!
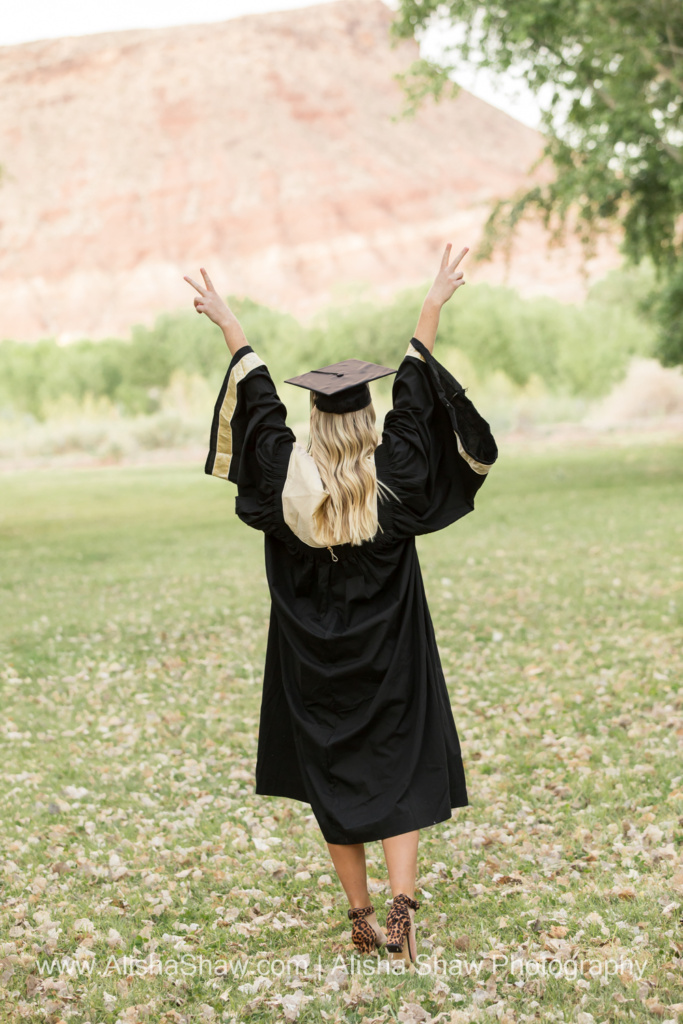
[426,244,469,310]
[183,268,249,355]
[184,268,233,330]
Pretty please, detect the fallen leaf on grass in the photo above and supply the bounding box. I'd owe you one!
[398,1002,431,1023]
[608,885,637,900]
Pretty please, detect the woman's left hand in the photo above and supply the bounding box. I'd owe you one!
[184,268,234,329]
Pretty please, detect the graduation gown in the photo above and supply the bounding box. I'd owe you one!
[205,336,498,844]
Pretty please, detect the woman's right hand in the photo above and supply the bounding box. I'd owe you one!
[424,244,468,309]
[413,244,469,353]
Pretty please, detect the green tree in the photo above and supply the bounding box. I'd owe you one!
[392,0,683,364]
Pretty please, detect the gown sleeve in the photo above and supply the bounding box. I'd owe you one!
[379,336,498,538]
[205,344,295,534]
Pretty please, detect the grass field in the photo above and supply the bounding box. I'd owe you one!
[1,443,682,1024]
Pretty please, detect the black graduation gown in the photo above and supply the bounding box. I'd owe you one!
[205,336,498,845]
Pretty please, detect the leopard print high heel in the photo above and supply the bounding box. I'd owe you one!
[348,905,386,954]
[385,893,420,963]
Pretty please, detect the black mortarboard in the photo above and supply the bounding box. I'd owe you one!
[285,358,397,414]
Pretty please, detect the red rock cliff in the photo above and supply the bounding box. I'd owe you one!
[0,0,621,340]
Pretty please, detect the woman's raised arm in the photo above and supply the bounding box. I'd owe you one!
[413,244,468,354]
[184,268,248,357]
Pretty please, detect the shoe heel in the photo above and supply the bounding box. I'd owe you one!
[387,926,414,963]
[384,893,419,962]
[348,904,385,955]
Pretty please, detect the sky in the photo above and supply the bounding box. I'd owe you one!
[0,0,548,131]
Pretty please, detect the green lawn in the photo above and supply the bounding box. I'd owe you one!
[0,443,682,1024]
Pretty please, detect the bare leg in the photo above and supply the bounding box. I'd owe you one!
[326,841,370,906]
[382,829,420,961]
[325,841,384,940]
[382,829,419,897]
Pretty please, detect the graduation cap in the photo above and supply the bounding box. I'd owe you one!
[285,358,397,414]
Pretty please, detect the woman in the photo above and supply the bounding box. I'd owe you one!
[184,244,498,965]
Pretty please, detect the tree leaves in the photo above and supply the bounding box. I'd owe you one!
[393,0,683,363]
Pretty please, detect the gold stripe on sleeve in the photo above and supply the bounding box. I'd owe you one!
[455,430,491,475]
[210,351,265,480]
[405,341,426,362]
[403,341,492,475]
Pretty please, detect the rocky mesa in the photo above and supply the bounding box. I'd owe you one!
[0,0,623,341]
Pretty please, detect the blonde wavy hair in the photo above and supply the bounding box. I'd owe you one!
[307,394,398,547]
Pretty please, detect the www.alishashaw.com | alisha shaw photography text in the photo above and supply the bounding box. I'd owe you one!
[34,950,649,983]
